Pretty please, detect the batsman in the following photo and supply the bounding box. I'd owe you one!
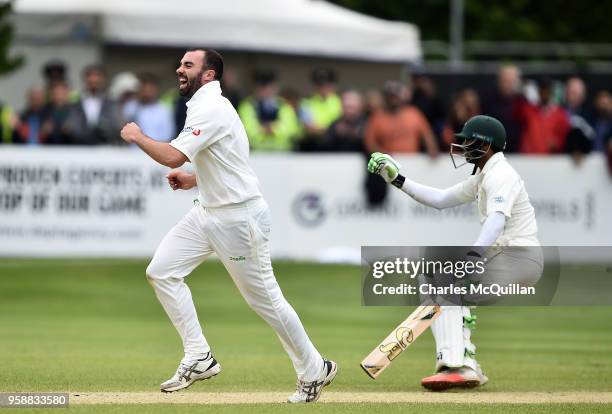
[368,115,543,390]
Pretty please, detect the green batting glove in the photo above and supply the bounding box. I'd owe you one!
[367,152,401,183]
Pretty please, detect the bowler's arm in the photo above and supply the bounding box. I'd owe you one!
[167,169,197,191]
[120,122,187,168]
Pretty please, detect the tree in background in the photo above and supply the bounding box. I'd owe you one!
[330,0,612,43]
[0,0,23,76]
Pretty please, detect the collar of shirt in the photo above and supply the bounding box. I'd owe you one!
[81,94,103,126]
[480,151,505,175]
[187,81,221,107]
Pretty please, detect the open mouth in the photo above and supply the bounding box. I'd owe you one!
[178,76,188,87]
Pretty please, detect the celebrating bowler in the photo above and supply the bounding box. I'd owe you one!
[120,48,336,403]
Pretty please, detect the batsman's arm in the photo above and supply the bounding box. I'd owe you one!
[470,211,506,256]
[399,178,468,209]
[120,122,188,168]
[367,152,469,209]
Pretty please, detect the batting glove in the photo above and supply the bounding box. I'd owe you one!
[368,152,401,183]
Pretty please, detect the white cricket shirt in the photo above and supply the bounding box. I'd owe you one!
[450,152,539,246]
[170,81,262,207]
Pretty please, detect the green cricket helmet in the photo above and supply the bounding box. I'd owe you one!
[450,115,507,169]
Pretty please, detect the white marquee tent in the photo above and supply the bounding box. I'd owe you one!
[13,0,422,62]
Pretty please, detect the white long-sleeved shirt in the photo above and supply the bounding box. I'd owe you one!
[399,153,539,247]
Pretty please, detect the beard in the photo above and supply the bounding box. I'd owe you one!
[178,71,204,98]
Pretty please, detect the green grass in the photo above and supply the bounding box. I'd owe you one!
[12,404,612,414]
[1,259,611,413]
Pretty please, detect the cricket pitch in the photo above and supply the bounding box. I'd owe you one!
[69,392,612,405]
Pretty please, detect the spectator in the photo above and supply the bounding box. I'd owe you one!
[0,101,17,144]
[280,87,311,133]
[221,67,243,109]
[171,95,189,141]
[462,88,481,118]
[515,77,570,154]
[412,74,446,141]
[160,60,189,137]
[364,81,438,208]
[298,68,343,150]
[109,72,140,121]
[238,69,299,151]
[65,64,123,145]
[565,77,588,116]
[588,90,612,153]
[42,60,77,103]
[442,94,468,147]
[483,64,523,152]
[563,77,595,163]
[325,90,366,152]
[14,86,51,145]
[42,82,74,145]
[43,60,66,87]
[364,81,438,156]
[364,89,384,116]
[125,73,174,141]
[441,89,481,150]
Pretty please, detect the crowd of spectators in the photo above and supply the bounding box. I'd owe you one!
[0,62,172,146]
[1,61,611,171]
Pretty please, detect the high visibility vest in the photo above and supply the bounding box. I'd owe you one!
[1,104,14,144]
[238,97,300,151]
[301,93,342,130]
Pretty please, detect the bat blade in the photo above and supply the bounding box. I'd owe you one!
[360,304,441,379]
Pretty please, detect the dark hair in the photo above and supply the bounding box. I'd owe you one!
[82,64,106,78]
[43,60,66,78]
[311,68,337,85]
[383,81,403,97]
[538,76,554,90]
[138,72,160,85]
[187,48,224,81]
[252,68,277,86]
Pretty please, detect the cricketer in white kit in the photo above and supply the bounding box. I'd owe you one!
[368,115,543,391]
[120,48,336,403]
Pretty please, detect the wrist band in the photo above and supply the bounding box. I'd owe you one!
[391,174,405,189]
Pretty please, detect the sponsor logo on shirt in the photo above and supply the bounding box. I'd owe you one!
[493,196,505,203]
[180,126,201,136]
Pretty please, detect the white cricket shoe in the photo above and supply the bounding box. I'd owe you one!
[160,353,221,393]
[421,364,488,391]
[287,359,338,403]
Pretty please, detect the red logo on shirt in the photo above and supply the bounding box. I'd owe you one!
[192,129,201,136]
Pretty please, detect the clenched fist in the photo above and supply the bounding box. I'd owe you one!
[167,169,197,191]
[120,122,143,144]
[367,152,401,183]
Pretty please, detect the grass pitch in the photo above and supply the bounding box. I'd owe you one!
[1,259,611,413]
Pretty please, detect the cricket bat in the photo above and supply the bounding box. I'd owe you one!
[360,304,441,379]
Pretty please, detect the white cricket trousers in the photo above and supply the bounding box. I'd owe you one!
[145,197,323,381]
[431,247,543,372]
